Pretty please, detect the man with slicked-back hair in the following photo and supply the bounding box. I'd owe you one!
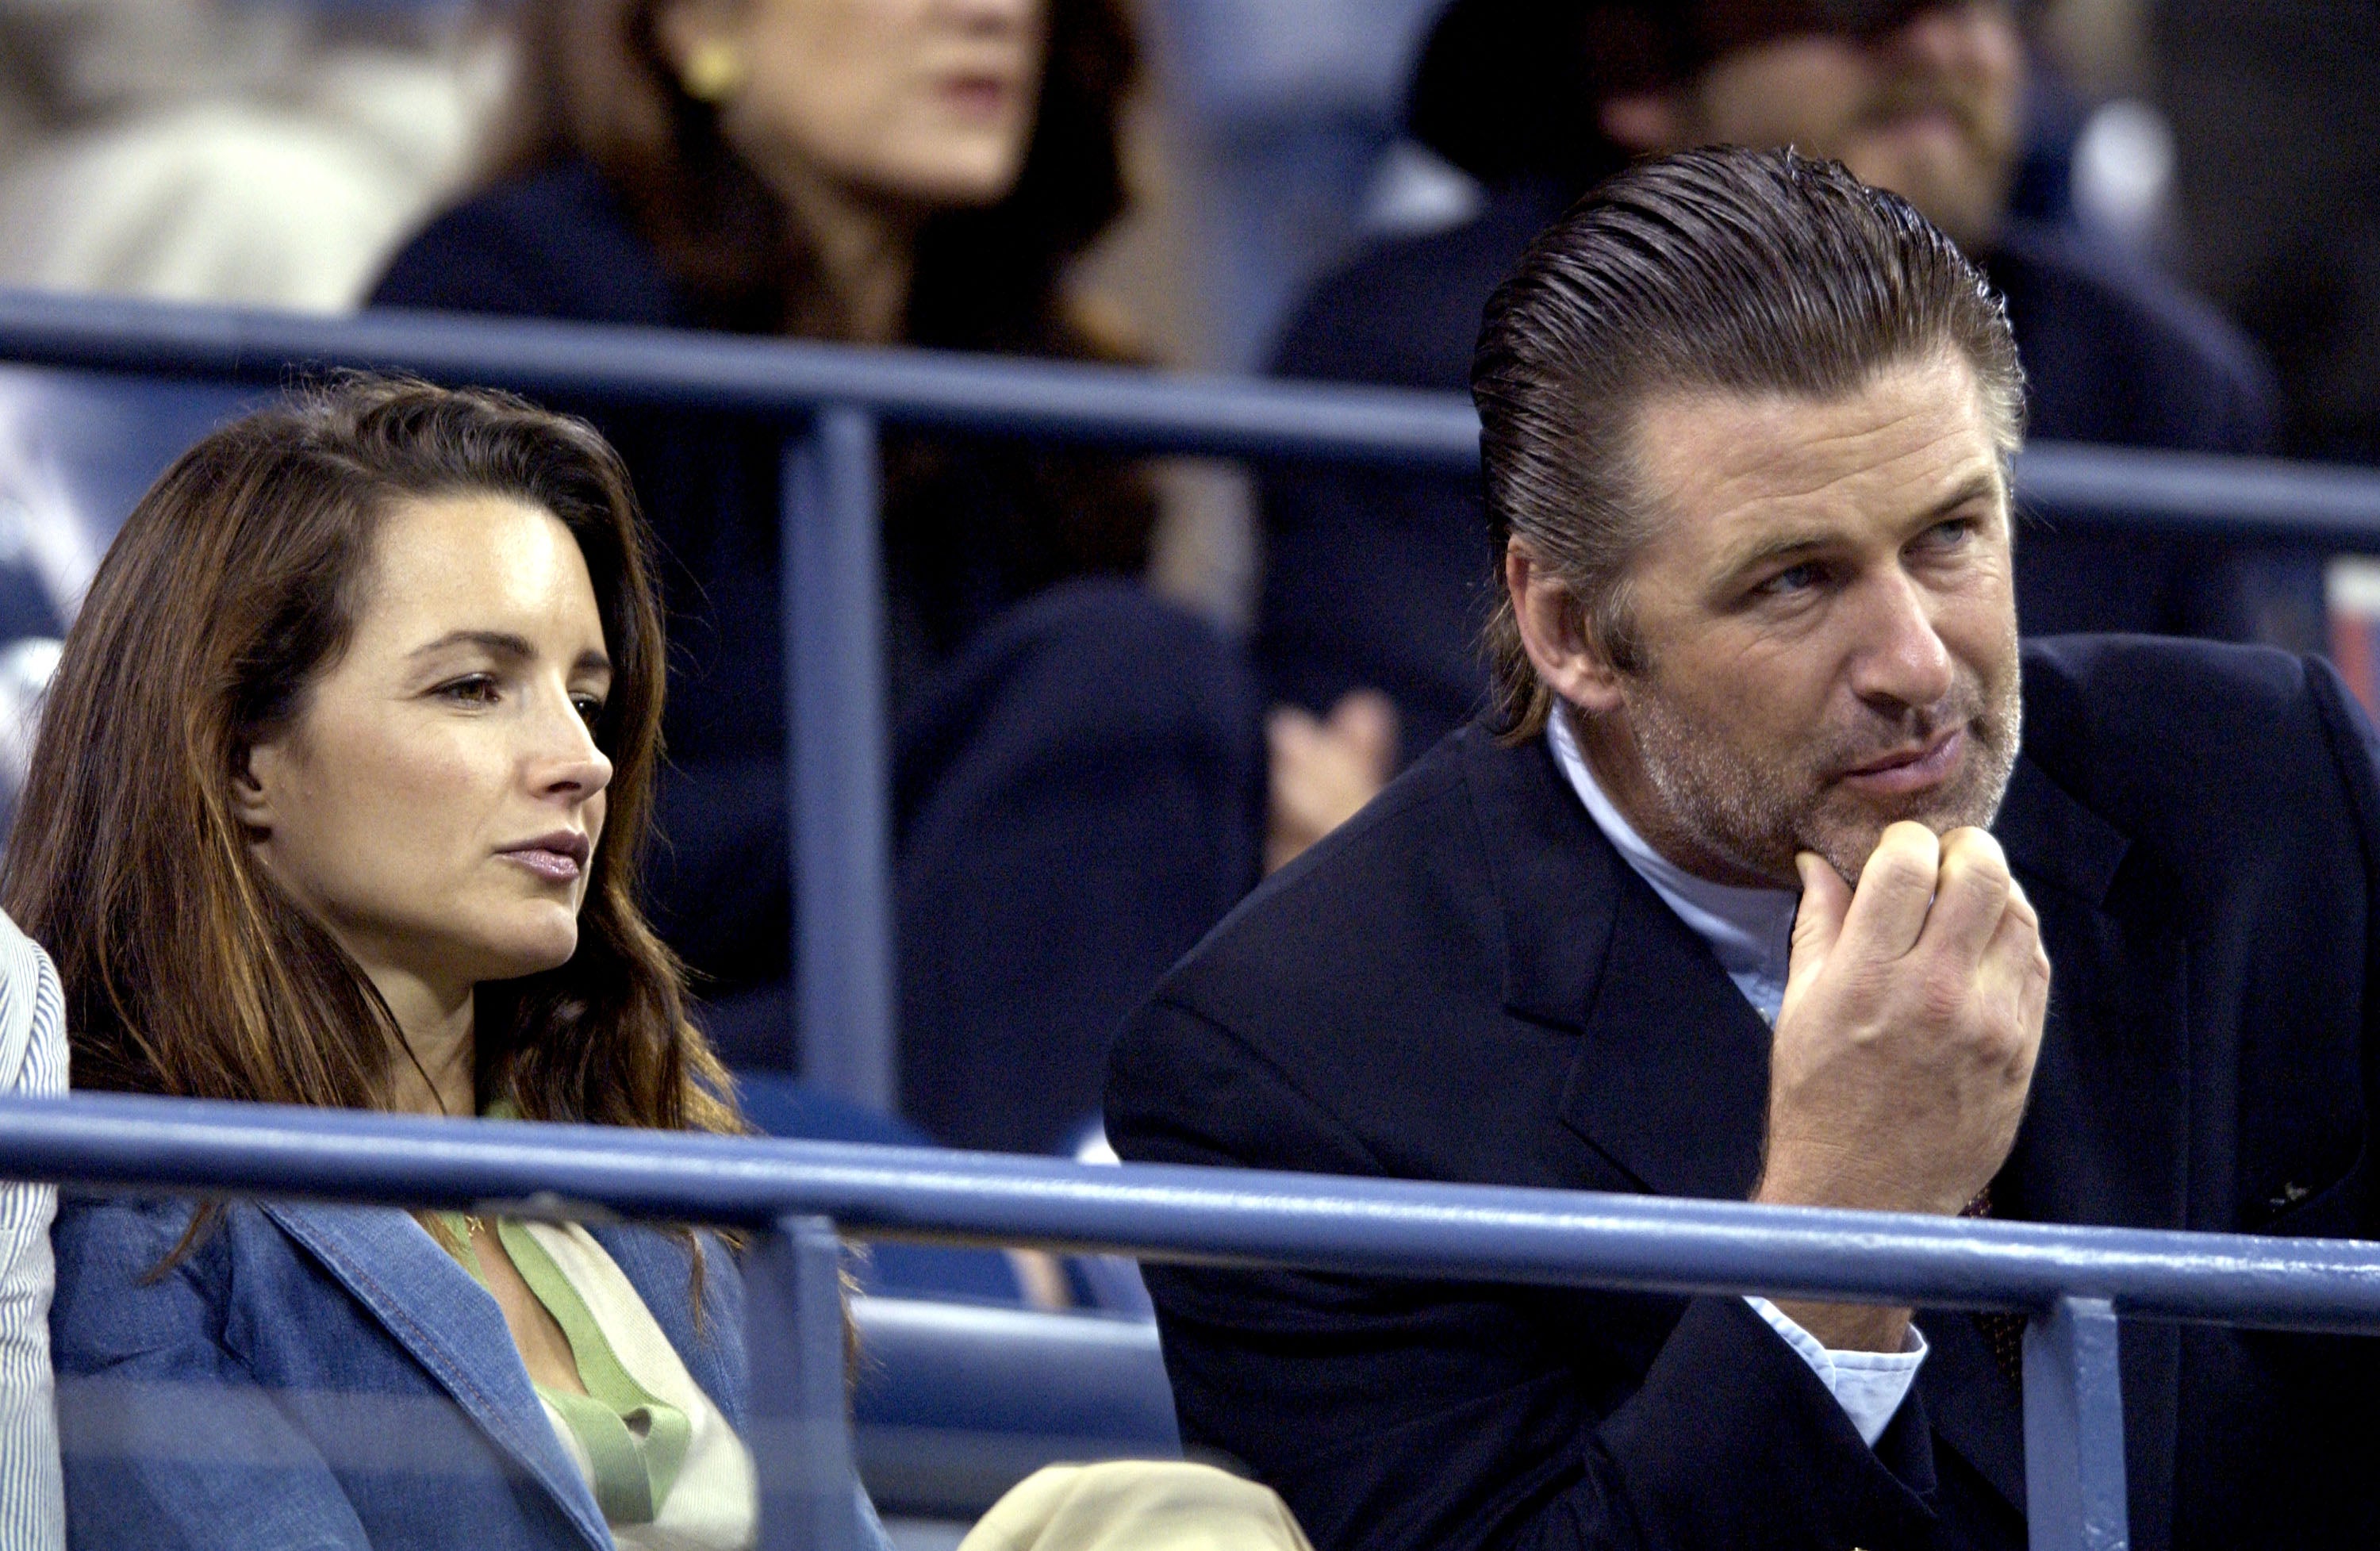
[1107,147,2380,1551]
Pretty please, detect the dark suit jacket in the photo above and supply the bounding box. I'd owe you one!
[1258,183,2298,756]
[1107,635,2380,1551]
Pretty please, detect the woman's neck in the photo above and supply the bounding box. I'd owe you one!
[370,966,477,1119]
[765,159,919,344]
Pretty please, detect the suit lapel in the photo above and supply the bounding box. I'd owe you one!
[1464,728,1777,1203]
[1917,754,2186,1549]
[263,1201,612,1551]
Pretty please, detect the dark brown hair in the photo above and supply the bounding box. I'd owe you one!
[499,0,1139,352]
[5,376,738,1138]
[1408,0,1947,194]
[1473,145,2026,736]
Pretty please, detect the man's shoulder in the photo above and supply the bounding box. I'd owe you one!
[1151,726,1500,1027]
[2017,634,2374,862]
[370,159,687,327]
[1269,182,1564,392]
[1107,724,1583,1175]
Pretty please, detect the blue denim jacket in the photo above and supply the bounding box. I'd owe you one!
[51,1193,770,1549]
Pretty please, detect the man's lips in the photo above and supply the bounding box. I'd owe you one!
[1835,728,1965,797]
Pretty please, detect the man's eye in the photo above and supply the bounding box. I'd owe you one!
[1758,562,1822,597]
[439,674,501,706]
[1919,518,1976,549]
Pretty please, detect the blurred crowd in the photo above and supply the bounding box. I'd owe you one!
[0,0,2372,1157]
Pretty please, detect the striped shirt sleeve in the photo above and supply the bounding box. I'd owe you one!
[0,912,65,1549]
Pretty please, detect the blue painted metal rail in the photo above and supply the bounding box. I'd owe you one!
[9,1090,2380,1550]
[2,289,2380,1117]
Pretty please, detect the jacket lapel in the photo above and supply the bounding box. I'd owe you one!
[1464,728,1777,1203]
[1916,754,2186,1549]
[262,1201,613,1551]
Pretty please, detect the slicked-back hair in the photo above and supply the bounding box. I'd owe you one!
[1473,145,2026,738]
[6,376,738,1144]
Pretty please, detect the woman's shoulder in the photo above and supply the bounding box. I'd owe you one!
[370,156,690,328]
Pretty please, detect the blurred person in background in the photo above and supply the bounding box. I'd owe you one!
[373,0,1292,1155]
[1260,0,2313,766]
[0,0,500,309]
[2156,1,2380,466]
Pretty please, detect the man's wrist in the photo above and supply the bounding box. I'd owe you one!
[1767,1298,1913,1355]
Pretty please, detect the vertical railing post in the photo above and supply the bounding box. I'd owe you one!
[784,406,896,1111]
[747,1215,865,1551]
[2022,1295,2129,1551]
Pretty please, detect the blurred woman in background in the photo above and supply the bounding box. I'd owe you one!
[6,378,846,1547]
[374,0,1273,1154]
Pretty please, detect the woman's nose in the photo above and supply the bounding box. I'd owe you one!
[529,696,614,800]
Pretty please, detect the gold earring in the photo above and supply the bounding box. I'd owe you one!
[681,38,747,103]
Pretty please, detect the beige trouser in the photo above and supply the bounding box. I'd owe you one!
[958,1462,1316,1551]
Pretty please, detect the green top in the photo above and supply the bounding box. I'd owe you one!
[440,1211,693,1526]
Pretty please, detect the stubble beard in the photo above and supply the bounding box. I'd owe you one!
[1621,649,2024,889]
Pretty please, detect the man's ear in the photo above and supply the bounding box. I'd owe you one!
[1506,541,1626,714]
[1599,92,1685,154]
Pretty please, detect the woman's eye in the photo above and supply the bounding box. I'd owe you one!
[439,674,501,706]
[571,695,606,727]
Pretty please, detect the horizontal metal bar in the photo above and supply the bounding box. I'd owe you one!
[8,1092,2380,1334]
[3,290,2380,542]
[0,288,1480,466]
[2015,442,2380,547]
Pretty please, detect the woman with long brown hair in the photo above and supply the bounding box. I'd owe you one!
[369,0,1277,1155]
[8,376,873,1549]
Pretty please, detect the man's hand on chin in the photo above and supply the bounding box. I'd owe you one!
[1752,821,2053,1353]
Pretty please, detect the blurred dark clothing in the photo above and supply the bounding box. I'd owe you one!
[1261,179,2299,754]
[373,159,1265,1151]
[2159,1,2380,464]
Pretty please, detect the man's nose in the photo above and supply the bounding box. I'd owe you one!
[1846,570,1956,712]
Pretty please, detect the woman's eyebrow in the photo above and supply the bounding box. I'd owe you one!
[408,629,535,662]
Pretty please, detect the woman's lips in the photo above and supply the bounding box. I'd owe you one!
[501,848,582,883]
[1836,728,1966,798]
[940,74,1015,120]
[498,831,589,884]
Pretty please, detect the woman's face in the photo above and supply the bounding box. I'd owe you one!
[236,494,615,1001]
[670,0,1050,210]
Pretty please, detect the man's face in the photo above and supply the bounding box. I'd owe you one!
[1595,351,2021,887]
[1681,2,2024,251]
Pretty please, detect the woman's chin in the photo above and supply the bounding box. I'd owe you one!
[466,919,583,983]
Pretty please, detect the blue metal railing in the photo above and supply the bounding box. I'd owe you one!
[5,289,2380,1112]
[10,1090,2380,1549]
[5,290,2380,1549]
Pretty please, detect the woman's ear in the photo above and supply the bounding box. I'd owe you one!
[228,742,279,834]
[1506,541,1626,714]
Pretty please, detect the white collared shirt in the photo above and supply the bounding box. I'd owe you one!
[1547,709,1925,1448]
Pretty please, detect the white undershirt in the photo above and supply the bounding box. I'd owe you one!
[1547,709,1926,1448]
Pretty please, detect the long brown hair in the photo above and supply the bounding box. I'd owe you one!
[500,0,1140,353]
[5,376,739,1137]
